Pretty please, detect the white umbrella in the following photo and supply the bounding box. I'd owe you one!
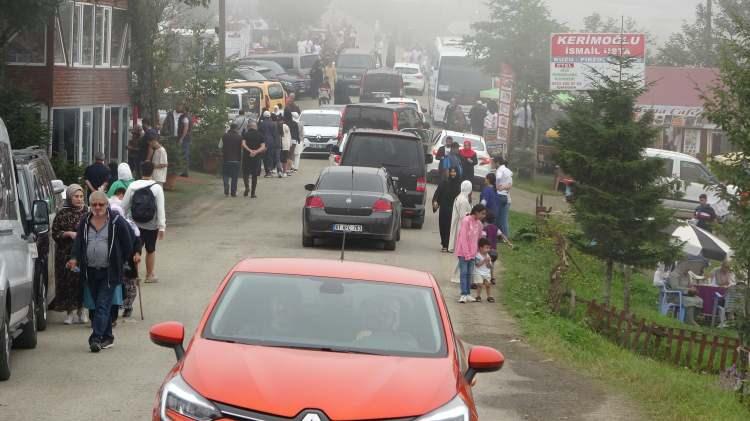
[670,222,733,261]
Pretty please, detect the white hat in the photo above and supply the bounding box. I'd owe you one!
[263,110,271,118]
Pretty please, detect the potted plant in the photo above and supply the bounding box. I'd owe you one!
[163,137,184,191]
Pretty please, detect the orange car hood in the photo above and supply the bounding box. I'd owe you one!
[181,338,459,419]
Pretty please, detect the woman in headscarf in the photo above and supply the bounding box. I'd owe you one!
[107,163,134,198]
[432,167,461,252]
[448,180,474,252]
[50,184,89,324]
[459,140,477,184]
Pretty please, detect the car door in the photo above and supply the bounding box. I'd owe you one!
[0,143,33,319]
[677,159,721,217]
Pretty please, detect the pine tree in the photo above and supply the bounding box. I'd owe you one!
[556,57,680,306]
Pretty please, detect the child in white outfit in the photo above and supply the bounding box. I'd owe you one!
[473,238,495,302]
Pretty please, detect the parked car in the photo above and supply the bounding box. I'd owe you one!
[225,80,286,114]
[300,109,342,155]
[13,147,65,332]
[149,257,504,420]
[239,59,310,96]
[0,118,51,381]
[336,48,383,95]
[427,130,493,189]
[384,97,427,121]
[335,129,432,229]
[248,52,319,76]
[394,62,426,94]
[303,166,402,250]
[230,66,268,83]
[359,68,403,103]
[338,103,424,142]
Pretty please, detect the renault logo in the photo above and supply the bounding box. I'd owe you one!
[316,135,322,141]
[301,415,322,421]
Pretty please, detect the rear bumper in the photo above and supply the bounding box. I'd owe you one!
[303,210,397,239]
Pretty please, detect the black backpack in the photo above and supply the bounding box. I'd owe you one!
[131,183,157,223]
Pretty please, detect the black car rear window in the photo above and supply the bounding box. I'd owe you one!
[363,74,400,93]
[319,171,384,192]
[343,107,393,133]
[342,135,421,169]
[337,54,373,68]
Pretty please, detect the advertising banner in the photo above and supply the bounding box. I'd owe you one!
[485,64,514,157]
[550,33,646,91]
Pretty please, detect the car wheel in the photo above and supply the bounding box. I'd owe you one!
[302,235,314,248]
[412,217,424,230]
[14,299,37,349]
[35,271,48,332]
[0,314,10,381]
[384,239,397,251]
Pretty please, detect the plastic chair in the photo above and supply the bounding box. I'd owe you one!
[659,285,686,322]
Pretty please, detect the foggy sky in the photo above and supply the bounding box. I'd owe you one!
[546,0,703,43]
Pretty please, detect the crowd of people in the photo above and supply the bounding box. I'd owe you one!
[443,97,502,137]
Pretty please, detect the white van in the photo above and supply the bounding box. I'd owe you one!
[0,117,50,380]
[645,148,728,219]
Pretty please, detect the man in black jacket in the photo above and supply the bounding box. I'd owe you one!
[469,100,486,135]
[67,191,133,353]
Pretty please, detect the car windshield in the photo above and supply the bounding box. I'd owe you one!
[301,113,340,127]
[338,54,373,68]
[343,135,422,169]
[396,67,419,75]
[300,54,318,69]
[444,136,485,152]
[234,67,266,81]
[247,60,287,76]
[205,273,446,357]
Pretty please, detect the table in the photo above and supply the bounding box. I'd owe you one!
[695,285,726,317]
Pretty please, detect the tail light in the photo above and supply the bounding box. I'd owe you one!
[338,108,347,141]
[392,111,398,131]
[305,196,325,209]
[333,155,342,165]
[372,199,393,213]
[416,176,427,192]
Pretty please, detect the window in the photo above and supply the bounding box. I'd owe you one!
[6,26,46,65]
[318,172,384,192]
[0,143,18,221]
[95,6,111,66]
[680,161,714,185]
[111,8,128,66]
[342,135,422,169]
[268,83,284,100]
[52,109,79,163]
[80,3,94,65]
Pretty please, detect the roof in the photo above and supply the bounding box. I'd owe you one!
[385,97,419,104]
[301,108,342,115]
[349,128,420,140]
[442,130,483,140]
[230,258,434,287]
[345,103,410,110]
[637,66,720,107]
[394,62,420,69]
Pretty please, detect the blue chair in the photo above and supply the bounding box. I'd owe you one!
[659,285,686,322]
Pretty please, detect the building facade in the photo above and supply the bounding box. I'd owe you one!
[5,0,131,165]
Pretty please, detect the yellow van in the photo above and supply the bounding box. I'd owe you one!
[225,80,287,114]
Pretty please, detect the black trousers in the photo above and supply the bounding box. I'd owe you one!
[438,206,452,249]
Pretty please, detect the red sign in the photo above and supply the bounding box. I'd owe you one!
[551,33,646,58]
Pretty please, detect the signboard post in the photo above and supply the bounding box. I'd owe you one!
[550,33,646,91]
[485,64,514,157]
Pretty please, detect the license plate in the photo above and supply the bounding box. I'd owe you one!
[308,143,327,149]
[333,224,363,233]
[349,84,360,89]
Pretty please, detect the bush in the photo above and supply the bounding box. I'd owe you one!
[0,86,48,149]
[50,157,85,185]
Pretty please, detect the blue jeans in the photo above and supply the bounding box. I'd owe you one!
[222,161,240,195]
[87,268,116,344]
[458,257,474,296]
[497,194,510,237]
[181,139,191,175]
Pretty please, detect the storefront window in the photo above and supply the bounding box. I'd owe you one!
[52,109,80,163]
[6,26,46,65]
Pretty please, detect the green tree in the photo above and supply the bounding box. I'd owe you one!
[556,57,680,306]
[703,11,750,347]
[464,0,563,178]
[0,85,49,149]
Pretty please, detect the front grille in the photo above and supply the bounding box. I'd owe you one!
[215,402,416,421]
[310,136,333,143]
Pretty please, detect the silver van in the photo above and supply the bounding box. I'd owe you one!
[0,117,51,380]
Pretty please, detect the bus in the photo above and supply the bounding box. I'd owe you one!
[430,37,493,125]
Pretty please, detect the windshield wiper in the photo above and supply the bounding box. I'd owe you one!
[271,344,385,356]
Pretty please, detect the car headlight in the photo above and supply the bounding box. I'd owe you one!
[160,374,222,421]
[415,395,469,421]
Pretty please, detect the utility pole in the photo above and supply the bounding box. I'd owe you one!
[706,0,713,51]
[219,0,226,66]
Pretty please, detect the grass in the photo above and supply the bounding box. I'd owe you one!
[512,173,563,196]
[501,211,749,420]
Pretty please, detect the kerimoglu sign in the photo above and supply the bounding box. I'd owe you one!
[550,33,646,91]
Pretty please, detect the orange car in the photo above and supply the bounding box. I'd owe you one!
[150,258,504,421]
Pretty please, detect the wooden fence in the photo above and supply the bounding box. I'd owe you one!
[581,298,746,373]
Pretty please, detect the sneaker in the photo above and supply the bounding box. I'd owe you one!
[64,313,75,325]
[251,194,257,199]
[264,174,272,178]
[90,341,102,353]
[279,173,284,178]
[458,295,467,303]
[77,312,89,325]
[464,295,477,303]
[101,338,114,349]
[145,275,159,283]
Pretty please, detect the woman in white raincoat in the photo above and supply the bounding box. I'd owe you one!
[448,180,473,252]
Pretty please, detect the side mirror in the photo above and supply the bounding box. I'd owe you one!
[150,321,185,361]
[304,183,316,192]
[465,346,504,383]
[425,154,434,164]
[31,200,50,234]
[51,179,65,195]
[421,107,428,114]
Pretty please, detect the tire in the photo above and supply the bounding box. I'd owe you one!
[384,239,397,251]
[0,315,10,381]
[412,217,424,230]
[302,235,314,248]
[35,270,48,332]
[14,299,37,349]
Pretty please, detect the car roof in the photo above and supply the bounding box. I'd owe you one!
[338,48,372,55]
[226,80,281,89]
[301,109,341,115]
[394,62,420,69]
[441,130,483,141]
[322,165,387,177]
[345,103,410,111]
[231,258,435,287]
[12,147,50,165]
[349,129,420,140]
[645,148,702,163]
[385,97,419,104]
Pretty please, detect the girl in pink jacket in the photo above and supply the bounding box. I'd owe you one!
[454,204,488,303]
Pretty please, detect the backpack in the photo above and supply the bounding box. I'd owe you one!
[441,154,463,177]
[131,183,157,223]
